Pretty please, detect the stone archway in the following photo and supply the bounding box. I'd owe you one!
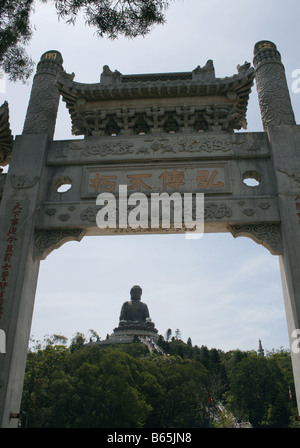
[0,41,300,427]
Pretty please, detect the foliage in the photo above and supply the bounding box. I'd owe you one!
[210,409,235,428]
[222,350,292,427]
[141,355,208,427]
[165,328,172,341]
[0,0,173,82]
[0,0,35,82]
[20,333,296,428]
[54,0,171,39]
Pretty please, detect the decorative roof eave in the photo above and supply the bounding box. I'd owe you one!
[56,62,255,135]
[57,65,255,106]
[0,101,14,168]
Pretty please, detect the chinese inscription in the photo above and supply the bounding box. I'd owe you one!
[0,202,23,319]
[83,165,230,198]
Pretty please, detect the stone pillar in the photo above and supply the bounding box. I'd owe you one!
[268,125,300,415]
[253,40,296,130]
[0,51,63,428]
[254,42,300,412]
[23,50,64,138]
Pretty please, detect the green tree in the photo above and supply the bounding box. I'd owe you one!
[85,347,150,428]
[69,332,86,352]
[167,339,193,359]
[88,328,100,342]
[198,345,210,369]
[174,328,181,339]
[54,0,172,39]
[21,342,70,427]
[266,348,295,401]
[0,0,35,82]
[21,343,152,427]
[225,354,291,427]
[21,335,295,428]
[157,334,169,352]
[141,355,208,427]
[165,328,172,341]
[0,0,174,82]
[207,349,228,403]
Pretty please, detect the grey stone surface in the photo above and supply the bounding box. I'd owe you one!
[0,50,64,427]
[267,125,300,413]
[23,51,66,139]
[253,41,296,130]
[0,134,49,428]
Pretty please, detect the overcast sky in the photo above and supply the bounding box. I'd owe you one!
[3,0,300,352]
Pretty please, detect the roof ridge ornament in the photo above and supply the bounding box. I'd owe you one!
[100,65,122,85]
[237,61,251,74]
[192,59,215,81]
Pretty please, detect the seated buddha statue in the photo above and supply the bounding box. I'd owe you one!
[118,285,154,328]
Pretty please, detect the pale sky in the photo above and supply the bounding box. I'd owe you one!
[3,0,300,352]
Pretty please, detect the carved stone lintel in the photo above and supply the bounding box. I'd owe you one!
[229,223,282,255]
[34,228,86,260]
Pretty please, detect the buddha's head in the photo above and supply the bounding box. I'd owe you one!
[130,285,142,301]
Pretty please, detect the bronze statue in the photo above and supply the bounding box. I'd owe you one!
[119,285,150,323]
[112,285,158,338]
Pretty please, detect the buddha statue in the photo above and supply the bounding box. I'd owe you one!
[112,285,158,339]
[119,285,151,325]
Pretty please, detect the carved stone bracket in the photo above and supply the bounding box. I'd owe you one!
[229,223,283,255]
[58,61,254,137]
[11,174,39,190]
[73,103,241,136]
[34,228,86,260]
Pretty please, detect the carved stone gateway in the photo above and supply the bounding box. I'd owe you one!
[0,41,300,426]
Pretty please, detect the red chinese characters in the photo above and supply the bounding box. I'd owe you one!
[0,202,22,318]
[89,168,224,194]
